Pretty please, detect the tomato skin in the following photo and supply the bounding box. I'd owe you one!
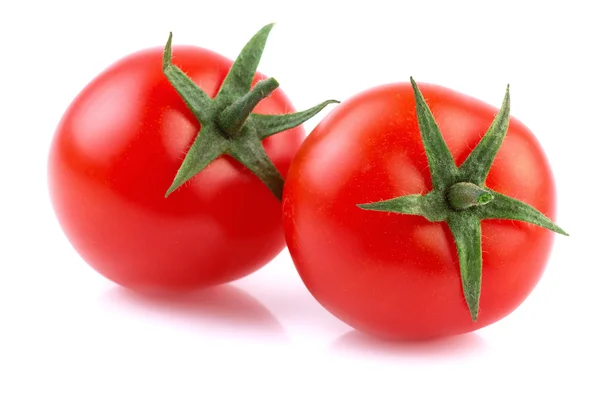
[48,45,304,291]
[282,82,557,339]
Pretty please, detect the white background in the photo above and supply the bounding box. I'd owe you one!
[1,0,598,398]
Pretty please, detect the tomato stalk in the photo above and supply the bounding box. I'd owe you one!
[447,183,494,210]
[218,78,280,137]
[358,78,568,321]
[162,24,338,200]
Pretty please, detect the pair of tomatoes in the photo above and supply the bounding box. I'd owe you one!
[48,26,563,339]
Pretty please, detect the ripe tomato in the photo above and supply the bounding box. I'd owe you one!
[48,44,303,291]
[282,82,559,339]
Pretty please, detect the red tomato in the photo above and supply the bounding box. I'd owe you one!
[282,82,557,339]
[48,45,303,291]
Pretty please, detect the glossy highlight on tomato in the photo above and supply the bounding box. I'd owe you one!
[48,44,304,291]
[282,82,559,339]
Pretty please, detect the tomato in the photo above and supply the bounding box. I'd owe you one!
[48,41,305,291]
[282,81,561,339]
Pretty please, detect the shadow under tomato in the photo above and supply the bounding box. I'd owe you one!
[100,283,286,340]
[331,329,487,360]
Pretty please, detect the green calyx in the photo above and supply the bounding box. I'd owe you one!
[162,24,338,200]
[358,77,568,322]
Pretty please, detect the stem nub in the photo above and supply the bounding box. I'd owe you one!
[447,182,494,211]
[218,77,279,136]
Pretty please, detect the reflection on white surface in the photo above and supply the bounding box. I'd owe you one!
[100,284,287,340]
[331,329,487,360]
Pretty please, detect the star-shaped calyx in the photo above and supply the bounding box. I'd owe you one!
[162,24,338,200]
[358,78,568,321]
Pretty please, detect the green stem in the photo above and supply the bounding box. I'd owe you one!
[163,25,337,200]
[218,77,279,137]
[447,182,494,211]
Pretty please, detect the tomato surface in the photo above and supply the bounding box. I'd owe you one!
[48,45,304,291]
[282,82,557,339]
